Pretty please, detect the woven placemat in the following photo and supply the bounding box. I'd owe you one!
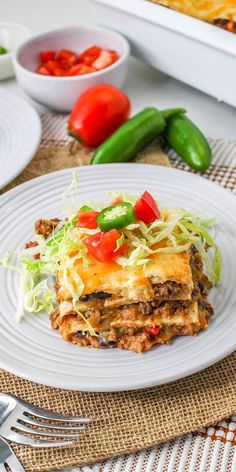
[0,138,171,195]
[1,353,235,472]
[0,135,235,471]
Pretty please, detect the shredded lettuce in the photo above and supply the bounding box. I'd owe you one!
[61,255,84,300]
[0,251,21,273]
[115,233,125,251]
[62,171,79,217]
[117,244,150,267]
[16,271,55,322]
[120,206,221,284]
[24,277,55,314]
[74,306,98,337]
[0,205,82,320]
[21,259,58,275]
[107,191,138,205]
[180,220,221,284]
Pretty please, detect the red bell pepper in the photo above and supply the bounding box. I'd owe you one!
[146,326,160,336]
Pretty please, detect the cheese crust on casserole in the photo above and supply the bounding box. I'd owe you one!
[57,250,193,305]
[149,0,236,23]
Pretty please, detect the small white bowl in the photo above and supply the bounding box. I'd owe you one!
[0,23,31,80]
[13,26,130,112]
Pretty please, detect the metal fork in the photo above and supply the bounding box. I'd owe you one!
[0,393,91,448]
[0,436,25,471]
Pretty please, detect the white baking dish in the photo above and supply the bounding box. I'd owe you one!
[90,0,236,107]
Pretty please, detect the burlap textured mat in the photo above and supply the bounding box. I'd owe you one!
[0,139,235,471]
[1,353,236,472]
[0,138,171,195]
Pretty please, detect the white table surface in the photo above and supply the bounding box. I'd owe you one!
[1,0,236,140]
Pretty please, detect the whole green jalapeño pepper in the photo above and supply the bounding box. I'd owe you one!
[91,107,185,165]
[97,202,135,231]
[163,112,212,171]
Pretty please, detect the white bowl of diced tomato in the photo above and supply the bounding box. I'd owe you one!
[13,26,130,111]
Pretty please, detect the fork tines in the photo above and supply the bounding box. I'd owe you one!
[0,393,91,448]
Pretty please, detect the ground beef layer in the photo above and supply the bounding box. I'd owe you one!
[69,299,213,353]
[50,298,213,353]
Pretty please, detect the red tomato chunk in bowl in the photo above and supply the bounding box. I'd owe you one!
[36,45,120,76]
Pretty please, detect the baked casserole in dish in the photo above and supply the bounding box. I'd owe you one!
[150,1,236,33]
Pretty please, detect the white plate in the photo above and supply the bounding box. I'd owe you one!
[0,88,41,189]
[0,164,235,392]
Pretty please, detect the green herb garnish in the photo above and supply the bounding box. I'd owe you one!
[0,46,8,55]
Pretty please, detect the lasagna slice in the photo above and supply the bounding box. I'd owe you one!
[149,0,236,33]
[31,187,219,354]
[50,245,213,353]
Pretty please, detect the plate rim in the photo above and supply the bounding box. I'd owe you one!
[0,162,235,202]
[0,88,42,190]
[0,338,235,392]
[0,163,235,392]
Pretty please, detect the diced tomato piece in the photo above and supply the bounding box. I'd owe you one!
[77,211,99,229]
[66,64,96,76]
[111,197,123,205]
[108,49,119,56]
[84,229,127,263]
[146,326,160,336]
[92,50,119,70]
[108,50,120,62]
[36,65,52,76]
[134,191,160,224]
[57,59,72,72]
[57,49,78,66]
[33,253,41,260]
[53,67,66,76]
[36,46,119,77]
[40,50,56,63]
[41,60,61,75]
[25,241,39,249]
[78,46,102,66]
[42,59,70,76]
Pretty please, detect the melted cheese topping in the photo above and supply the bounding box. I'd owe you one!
[57,250,193,303]
[150,0,236,22]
